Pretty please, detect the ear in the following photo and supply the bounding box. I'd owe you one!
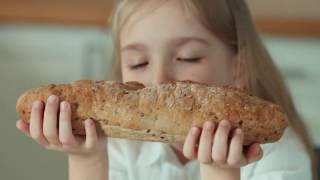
[231,54,249,92]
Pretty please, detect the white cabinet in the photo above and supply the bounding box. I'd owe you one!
[0,24,113,180]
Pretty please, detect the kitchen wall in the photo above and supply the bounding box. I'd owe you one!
[262,35,320,146]
[0,24,113,180]
[0,24,319,180]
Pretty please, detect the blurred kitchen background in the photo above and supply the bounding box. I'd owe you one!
[0,0,319,179]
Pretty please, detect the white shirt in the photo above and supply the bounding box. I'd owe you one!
[107,127,312,180]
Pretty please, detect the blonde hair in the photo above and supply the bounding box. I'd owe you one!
[108,0,318,179]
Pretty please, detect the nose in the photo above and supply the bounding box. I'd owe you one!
[150,61,174,86]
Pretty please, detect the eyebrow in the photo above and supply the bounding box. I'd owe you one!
[121,43,148,53]
[172,36,211,47]
[121,36,210,53]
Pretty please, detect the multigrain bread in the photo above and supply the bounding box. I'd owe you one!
[16,80,288,145]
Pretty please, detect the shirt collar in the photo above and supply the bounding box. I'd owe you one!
[136,141,166,167]
[136,141,198,168]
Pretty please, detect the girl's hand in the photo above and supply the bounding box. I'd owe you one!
[183,120,263,169]
[16,95,107,156]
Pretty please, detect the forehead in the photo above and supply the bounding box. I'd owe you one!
[120,0,215,46]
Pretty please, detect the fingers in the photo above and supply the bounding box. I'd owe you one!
[227,128,246,167]
[246,143,263,163]
[43,95,61,145]
[212,120,231,164]
[184,120,263,168]
[183,127,201,160]
[59,101,78,148]
[84,119,98,152]
[16,119,30,136]
[25,95,103,154]
[198,121,216,163]
[30,101,48,145]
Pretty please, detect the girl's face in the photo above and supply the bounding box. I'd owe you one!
[120,0,237,87]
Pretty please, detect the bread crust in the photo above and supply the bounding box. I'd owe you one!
[16,80,288,145]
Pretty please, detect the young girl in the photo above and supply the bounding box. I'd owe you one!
[16,0,317,179]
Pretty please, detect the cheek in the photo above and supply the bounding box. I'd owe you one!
[120,63,134,83]
[120,63,128,82]
[121,69,138,82]
[176,60,233,86]
[206,53,235,85]
[120,65,149,84]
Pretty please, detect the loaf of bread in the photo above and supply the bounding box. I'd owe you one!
[16,80,288,145]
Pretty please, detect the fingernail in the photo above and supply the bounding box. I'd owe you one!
[61,101,69,110]
[191,127,198,135]
[220,120,230,128]
[33,101,42,108]
[49,95,57,103]
[204,121,214,129]
[256,146,261,154]
[256,148,263,161]
[85,119,93,127]
[16,120,21,129]
[235,128,242,135]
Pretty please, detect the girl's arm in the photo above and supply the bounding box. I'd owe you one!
[69,149,108,180]
[200,164,240,180]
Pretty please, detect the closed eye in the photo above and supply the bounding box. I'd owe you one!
[129,62,149,70]
[177,57,202,63]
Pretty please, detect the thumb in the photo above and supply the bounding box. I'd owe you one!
[246,143,263,163]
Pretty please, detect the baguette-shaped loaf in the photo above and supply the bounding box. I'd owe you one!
[16,80,288,145]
